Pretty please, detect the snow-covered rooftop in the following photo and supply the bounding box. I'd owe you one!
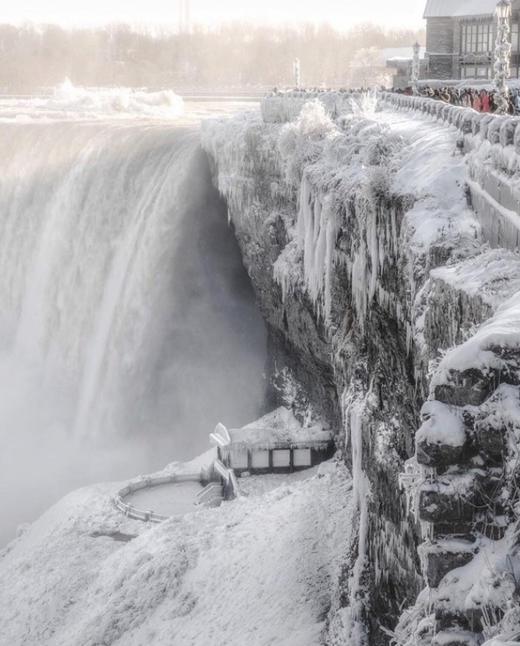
[423,0,498,18]
[383,47,426,63]
[229,407,333,449]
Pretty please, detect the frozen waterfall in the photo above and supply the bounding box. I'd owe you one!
[0,117,267,544]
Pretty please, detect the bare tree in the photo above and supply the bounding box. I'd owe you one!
[0,22,425,93]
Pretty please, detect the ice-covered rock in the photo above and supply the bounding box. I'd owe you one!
[202,94,520,645]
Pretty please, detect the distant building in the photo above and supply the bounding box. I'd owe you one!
[424,0,520,81]
[384,47,427,88]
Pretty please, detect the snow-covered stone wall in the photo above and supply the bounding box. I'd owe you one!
[202,99,520,646]
[381,92,520,253]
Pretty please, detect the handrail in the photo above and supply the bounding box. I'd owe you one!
[214,458,241,500]
[379,91,519,150]
[113,459,241,523]
[112,471,204,524]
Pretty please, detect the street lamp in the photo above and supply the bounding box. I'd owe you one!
[411,42,421,95]
[494,0,512,114]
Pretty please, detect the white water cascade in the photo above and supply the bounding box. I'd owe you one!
[0,113,267,543]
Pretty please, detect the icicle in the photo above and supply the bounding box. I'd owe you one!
[294,174,339,322]
[341,389,372,645]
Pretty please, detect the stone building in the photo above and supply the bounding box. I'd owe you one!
[424,0,520,80]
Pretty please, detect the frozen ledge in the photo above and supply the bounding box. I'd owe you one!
[380,92,520,151]
[261,90,368,123]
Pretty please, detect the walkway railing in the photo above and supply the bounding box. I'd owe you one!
[213,458,241,501]
[381,91,520,251]
[380,91,520,150]
[113,460,241,523]
[112,472,203,524]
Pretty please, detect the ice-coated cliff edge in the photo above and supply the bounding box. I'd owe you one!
[202,98,520,645]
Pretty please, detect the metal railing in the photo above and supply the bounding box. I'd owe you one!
[112,472,203,524]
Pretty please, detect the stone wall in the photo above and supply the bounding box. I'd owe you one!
[381,92,520,252]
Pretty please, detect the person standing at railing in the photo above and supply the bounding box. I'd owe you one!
[481,90,491,113]
[472,91,482,112]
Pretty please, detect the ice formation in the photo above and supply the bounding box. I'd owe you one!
[203,92,520,645]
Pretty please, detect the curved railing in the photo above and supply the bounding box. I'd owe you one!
[112,472,203,524]
[113,461,241,523]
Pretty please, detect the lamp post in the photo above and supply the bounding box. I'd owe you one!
[494,0,512,114]
[411,42,421,95]
[293,58,301,89]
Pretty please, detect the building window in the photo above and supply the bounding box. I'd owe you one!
[477,24,487,52]
[272,450,291,468]
[512,23,519,51]
[461,22,493,54]
[464,66,476,78]
[293,449,312,467]
[251,450,270,469]
[229,447,248,469]
[471,24,478,51]
[476,65,489,77]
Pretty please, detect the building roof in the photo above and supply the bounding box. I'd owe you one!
[227,426,333,450]
[383,46,426,62]
[424,0,498,18]
[224,406,333,450]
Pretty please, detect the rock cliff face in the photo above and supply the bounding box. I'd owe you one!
[202,98,520,646]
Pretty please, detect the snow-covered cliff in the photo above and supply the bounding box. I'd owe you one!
[3,94,519,646]
[202,98,520,645]
[0,458,351,646]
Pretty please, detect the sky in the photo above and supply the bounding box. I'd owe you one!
[0,0,425,31]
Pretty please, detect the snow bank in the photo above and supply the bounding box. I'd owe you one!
[0,460,352,646]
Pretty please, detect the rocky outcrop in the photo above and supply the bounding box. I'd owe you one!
[202,99,520,645]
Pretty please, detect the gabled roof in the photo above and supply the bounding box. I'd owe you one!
[424,0,498,18]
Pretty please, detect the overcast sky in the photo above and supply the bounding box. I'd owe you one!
[0,0,425,30]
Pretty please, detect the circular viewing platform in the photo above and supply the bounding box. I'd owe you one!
[125,480,204,517]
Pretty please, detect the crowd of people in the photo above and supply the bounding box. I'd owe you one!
[395,85,520,115]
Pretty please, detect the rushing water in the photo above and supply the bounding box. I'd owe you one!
[0,92,267,544]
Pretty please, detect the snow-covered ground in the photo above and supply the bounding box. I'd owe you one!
[0,460,351,646]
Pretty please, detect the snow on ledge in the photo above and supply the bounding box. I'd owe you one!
[380,92,520,151]
[416,401,466,447]
[433,290,520,385]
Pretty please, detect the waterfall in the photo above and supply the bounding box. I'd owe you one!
[0,116,267,543]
